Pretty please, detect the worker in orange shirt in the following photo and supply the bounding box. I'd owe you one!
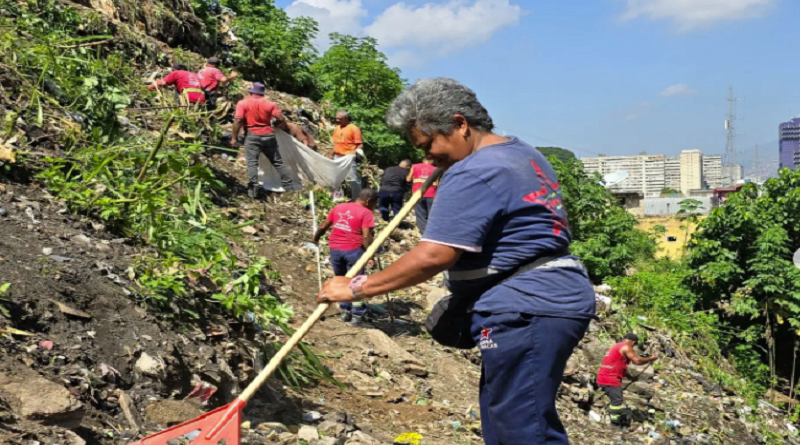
[332,110,363,200]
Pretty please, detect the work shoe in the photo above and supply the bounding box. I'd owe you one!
[340,310,352,323]
[347,313,371,328]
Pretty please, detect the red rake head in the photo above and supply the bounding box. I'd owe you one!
[129,399,245,445]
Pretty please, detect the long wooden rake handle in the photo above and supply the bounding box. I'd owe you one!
[237,167,443,404]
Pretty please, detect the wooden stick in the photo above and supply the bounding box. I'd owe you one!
[310,191,323,291]
[237,168,443,404]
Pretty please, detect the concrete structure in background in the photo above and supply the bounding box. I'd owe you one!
[722,164,743,184]
[680,150,703,195]
[583,150,737,197]
[779,117,800,170]
[643,197,713,216]
[665,157,681,191]
[582,154,666,197]
[702,155,724,189]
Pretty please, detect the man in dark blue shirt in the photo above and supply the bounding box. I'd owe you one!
[378,159,411,221]
[316,78,595,445]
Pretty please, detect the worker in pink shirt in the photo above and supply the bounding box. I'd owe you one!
[147,63,205,105]
[197,57,237,109]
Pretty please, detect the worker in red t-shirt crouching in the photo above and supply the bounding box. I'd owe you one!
[311,189,377,327]
[147,63,206,105]
[596,333,659,427]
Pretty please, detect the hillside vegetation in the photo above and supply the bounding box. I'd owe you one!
[2,0,800,443]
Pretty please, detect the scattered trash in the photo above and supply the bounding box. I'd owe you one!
[0,207,6,217]
[42,247,53,255]
[648,431,662,439]
[759,399,781,413]
[25,207,38,224]
[99,363,122,383]
[48,255,72,263]
[50,299,92,319]
[302,411,323,423]
[588,411,602,422]
[39,340,54,350]
[394,432,424,445]
[666,419,681,428]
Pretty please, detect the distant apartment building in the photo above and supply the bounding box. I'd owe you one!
[702,155,724,189]
[582,154,666,197]
[722,164,743,184]
[664,157,681,191]
[583,149,729,197]
[680,150,703,195]
[779,117,800,170]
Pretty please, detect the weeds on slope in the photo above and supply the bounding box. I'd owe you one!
[0,0,334,386]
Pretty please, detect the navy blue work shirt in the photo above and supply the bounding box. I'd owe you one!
[422,137,595,320]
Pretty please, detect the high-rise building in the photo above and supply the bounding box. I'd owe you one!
[702,155,724,189]
[680,150,703,195]
[779,117,800,170]
[583,150,726,197]
[582,154,666,197]
[665,157,681,191]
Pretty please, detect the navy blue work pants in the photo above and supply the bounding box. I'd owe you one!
[378,190,404,222]
[472,312,589,445]
[415,197,434,235]
[330,248,366,315]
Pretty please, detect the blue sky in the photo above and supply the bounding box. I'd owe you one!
[276,0,798,172]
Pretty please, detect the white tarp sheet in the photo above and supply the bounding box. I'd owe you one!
[258,129,354,192]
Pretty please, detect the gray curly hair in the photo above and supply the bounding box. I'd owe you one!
[386,78,494,136]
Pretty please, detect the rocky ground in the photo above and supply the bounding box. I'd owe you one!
[3,156,800,445]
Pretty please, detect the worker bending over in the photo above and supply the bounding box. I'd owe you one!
[317,78,595,445]
[596,333,659,427]
[147,63,205,105]
[198,57,237,109]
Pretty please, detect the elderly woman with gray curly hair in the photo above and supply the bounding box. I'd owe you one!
[318,78,595,445]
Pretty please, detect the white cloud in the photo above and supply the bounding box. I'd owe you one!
[621,0,781,30]
[659,83,697,97]
[365,0,522,54]
[286,0,368,50]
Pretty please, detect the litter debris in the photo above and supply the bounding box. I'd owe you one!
[302,411,323,423]
[394,432,423,445]
[49,299,91,319]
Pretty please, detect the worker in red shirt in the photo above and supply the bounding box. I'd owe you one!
[147,63,205,105]
[231,82,294,198]
[596,333,659,427]
[197,57,237,109]
[311,188,377,326]
[406,155,438,234]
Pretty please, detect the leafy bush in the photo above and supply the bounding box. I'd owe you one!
[687,168,800,395]
[312,34,414,166]
[220,0,318,96]
[550,157,656,282]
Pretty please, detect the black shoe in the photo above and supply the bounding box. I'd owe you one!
[247,185,258,199]
[347,313,371,327]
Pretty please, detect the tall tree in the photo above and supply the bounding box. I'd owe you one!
[537,147,576,164]
[312,34,413,166]
[222,0,319,96]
